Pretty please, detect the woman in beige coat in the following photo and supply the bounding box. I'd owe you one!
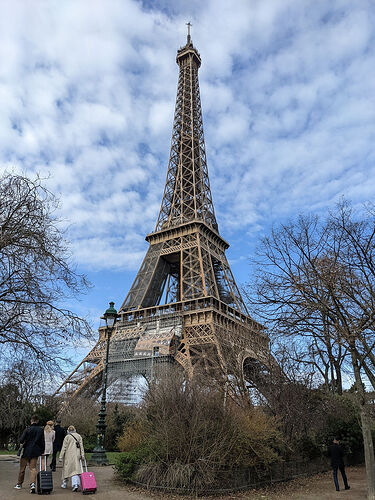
[59,425,85,492]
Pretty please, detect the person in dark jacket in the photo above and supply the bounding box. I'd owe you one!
[14,415,45,494]
[328,437,350,491]
[50,419,66,472]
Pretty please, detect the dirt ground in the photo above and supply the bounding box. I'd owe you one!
[0,455,367,500]
[212,466,366,500]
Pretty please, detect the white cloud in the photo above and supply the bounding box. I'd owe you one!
[0,0,374,275]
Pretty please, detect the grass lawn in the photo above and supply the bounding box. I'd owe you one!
[0,449,122,466]
[0,450,122,464]
[85,452,121,465]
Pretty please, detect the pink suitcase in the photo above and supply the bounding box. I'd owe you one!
[80,458,97,495]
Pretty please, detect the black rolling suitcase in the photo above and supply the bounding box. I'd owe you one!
[37,457,53,495]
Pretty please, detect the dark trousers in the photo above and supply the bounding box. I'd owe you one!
[50,449,60,470]
[333,464,349,490]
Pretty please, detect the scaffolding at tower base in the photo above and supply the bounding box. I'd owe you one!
[105,311,182,403]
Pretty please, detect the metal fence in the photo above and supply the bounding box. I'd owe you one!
[131,457,331,495]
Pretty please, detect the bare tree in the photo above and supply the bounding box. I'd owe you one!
[0,360,55,447]
[247,202,375,499]
[0,173,92,370]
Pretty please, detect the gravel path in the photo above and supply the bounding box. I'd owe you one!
[0,455,149,500]
[0,455,366,500]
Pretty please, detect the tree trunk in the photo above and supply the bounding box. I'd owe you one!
[358,334,375,370]
[351,348,375,500]
[360,407,375,500]
[334,360,343,395]
[362,359,375,392]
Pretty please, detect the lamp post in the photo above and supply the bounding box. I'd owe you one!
[91,301,118,466]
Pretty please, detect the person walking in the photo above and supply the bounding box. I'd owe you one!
[59,425,85,492]
[41,421,55,469]
[50,419,66,472]
[328,437,350,492]
[14,415,45,494]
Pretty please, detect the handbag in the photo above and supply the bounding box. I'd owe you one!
[70,434,81,449]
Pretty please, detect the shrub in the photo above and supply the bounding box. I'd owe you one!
[135,462,207,492]
[82,435,97,452]
[114,446,152,482]
[295,434,321,460]
[276,390,365,462]
[316,396,364,464]
[117,420,145,452]
[106,403,137,451]
[115,371,283,490]
[230,405,283,467]
[61,398,136,452]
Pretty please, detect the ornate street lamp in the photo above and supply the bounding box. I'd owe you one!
[90,302,118,466]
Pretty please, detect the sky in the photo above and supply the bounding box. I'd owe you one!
[1,0,375,363]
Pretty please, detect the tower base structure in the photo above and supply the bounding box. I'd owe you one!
[111,295,269,401]
[54,296,269,405]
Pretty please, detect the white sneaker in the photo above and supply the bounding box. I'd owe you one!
[72,485,79,492]
[14,484,22,490]
[30,483,36,494]
[61,480,67,489]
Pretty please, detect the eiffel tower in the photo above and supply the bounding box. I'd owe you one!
[54,27,269,403]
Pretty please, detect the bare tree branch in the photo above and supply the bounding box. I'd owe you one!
[0,172,93,373]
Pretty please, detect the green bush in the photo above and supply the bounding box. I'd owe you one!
[61,399,136,452]
[105,404,136,451]
[318,413,363,464]
[114,447,151,482]
[82,435,97,452]
[34,405,56,426]
[295,434,321,460]
[286,393,364,463]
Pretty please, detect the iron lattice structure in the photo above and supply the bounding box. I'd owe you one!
[54,33,269,403]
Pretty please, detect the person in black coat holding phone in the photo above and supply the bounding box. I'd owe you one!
[328,437,350,491]
[14,415,45,494]
[50,419,66,472]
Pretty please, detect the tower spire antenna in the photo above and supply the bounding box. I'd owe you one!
[186,21,192,44]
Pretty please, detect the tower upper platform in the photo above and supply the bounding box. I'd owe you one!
[176,39,201,68]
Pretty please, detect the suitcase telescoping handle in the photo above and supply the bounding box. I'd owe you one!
[39,455,47,472]
[79,457,88,473]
